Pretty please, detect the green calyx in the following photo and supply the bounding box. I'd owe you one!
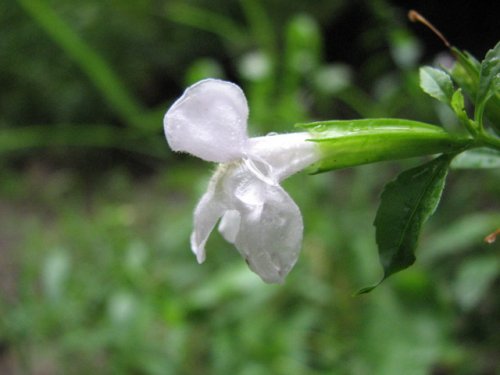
[298,118,471,174]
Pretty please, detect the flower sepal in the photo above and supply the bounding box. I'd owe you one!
[299,118,472,173]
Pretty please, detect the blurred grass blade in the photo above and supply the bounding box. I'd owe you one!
[279,14,322,122]
[238,0,278,126]
[359,154,453,293]
[453,255,500,311]
[239,0,277,61]
[283,14,322,89]
[165,3,247,47]
[0,125,167,158]
[420,212,500,263]
[17,0,146,130]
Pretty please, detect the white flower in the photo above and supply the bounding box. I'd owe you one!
[164,79,320,283]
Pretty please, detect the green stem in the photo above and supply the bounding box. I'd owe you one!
[477,131,500,151]
[463,119,480,137]
[474,101,486,133]
[239,0,278,62]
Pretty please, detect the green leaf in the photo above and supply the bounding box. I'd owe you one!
[298,118,470,173]
[419,66,454,104]
[451,148,500,169]
[359,155,452,293]
[450,89,466,119]
[450,89,477,134]
[451,47,481,87]
[476,42,500,113]
[451,45,500,132]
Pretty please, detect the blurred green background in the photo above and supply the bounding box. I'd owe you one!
[1,0,499,374]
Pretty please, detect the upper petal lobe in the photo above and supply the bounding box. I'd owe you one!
[164,79,249,163]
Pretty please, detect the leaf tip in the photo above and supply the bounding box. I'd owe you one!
[354,281,382,295]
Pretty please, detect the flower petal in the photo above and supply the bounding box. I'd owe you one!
[246,132,320,181]
[233,184,303,283]
[164,79,249,162]
[218,210,241,243]
[190,189,225,263]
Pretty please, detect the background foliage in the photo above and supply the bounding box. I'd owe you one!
[0,0,498,374]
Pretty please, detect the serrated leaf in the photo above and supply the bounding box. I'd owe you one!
[493,72,500,94]
[359,155,452,293]
[451,148,500,169]
[450,89,471,125]
[450,48,481,101]
[419,66,454,104]
[451,47,481,85]
[450,89,478,134]
[476,42,500,111]
[474,42,500,129]
[484,96,500,135]
[451,88,465,112]
[451,46,500,133]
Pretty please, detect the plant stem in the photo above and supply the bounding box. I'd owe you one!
[477,131,500,151]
